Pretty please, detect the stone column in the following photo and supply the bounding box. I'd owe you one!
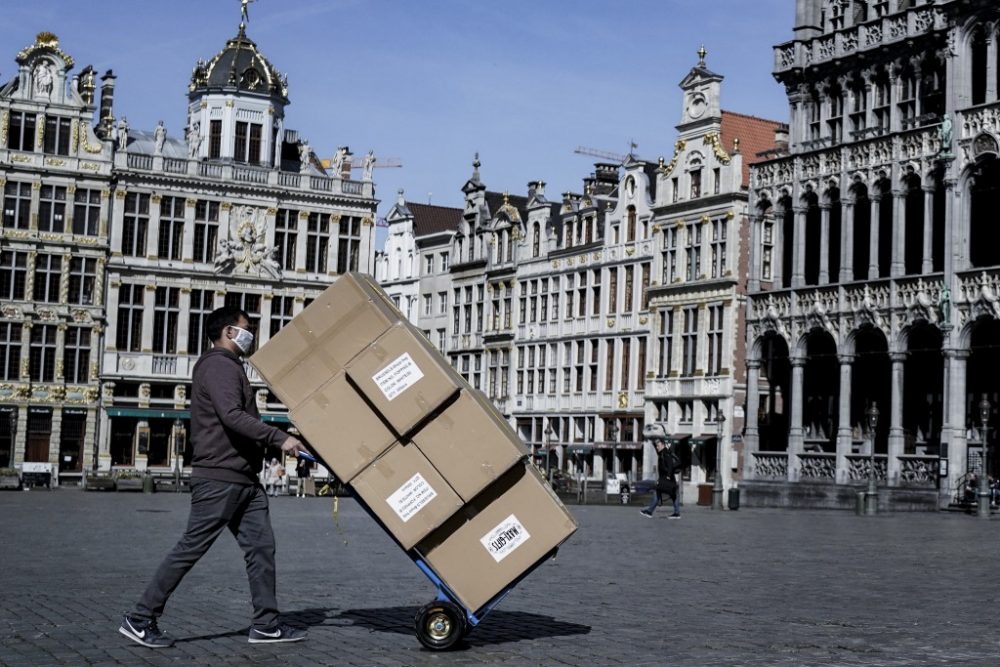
[888,351,907,484]
[840,198,855,282]
[987,36,998,102]
[48,408,63,484]
[948,347,970,477]
[788,355,806,481]
[748,214,761,291]
[295,211,309,274]
[868,194,881,279]
[922,186,935,273]
[260,294,274,346]
[772,207,784,288]
[140,284,156,352]
[745,359,761,452]
[819,203,831,284]
[110,189,126,255]
[891,188,906,277]
[793,206,807,287]
[176,288,192,355]
[836,354,854,484]
[181,198,197,264]
[940,348,954,507]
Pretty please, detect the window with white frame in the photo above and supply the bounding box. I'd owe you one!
[686,223,702,281]
[681,306,699,377]
[6,112,36,151]
[73,188,101,236]
[710,218,727,279]
[0,322,22,380]
[662,225,679,284]
[658,309,674,377]
[187,289,213,355]
[38,185,67,233]
[306,213,330,273]
[116,284,144,352]
[623,265,634,312]
[706,304,724,376]
[29,324,58,382]
[43,116,72,156]
[152,286,180,354]
[157,196,184,260]
[193,200,219,264]
[33,254,62,303]
[63,326,91,384]
[337,216,363,274]
[274,209,298,271]
[269,295,295,338]
[3,182,31,230]
[122,193,150,258]
[761,219,774,281]
[67,257,97,305]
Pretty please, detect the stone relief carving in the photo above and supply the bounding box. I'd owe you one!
[213,205,281,279]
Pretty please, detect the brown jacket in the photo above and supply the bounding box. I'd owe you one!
[190,346,288,484]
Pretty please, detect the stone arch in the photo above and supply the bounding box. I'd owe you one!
[802,327,839,450]
[966,154,1000,268]
[968,316,1000,476]
[850,176,871,281]
[850,324,890,452]
[902,321,944,452]
[756,330,791,452]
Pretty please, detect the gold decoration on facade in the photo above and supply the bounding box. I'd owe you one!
[45,158,66,167]
[652,223,661,232]
[225,100,235,107]
[625,245,635,256]
[298,211,309,219]
[115,190,126,199]
[362,216,374,226]
[36,115,45,148]
[592,251,601,261]
[726,210,735,219]
[639,315,648,325]
[150,194,162,204]
[17,32,74,67]
[10,155,32,163]
[83,387,99,402]
[31,181,41,190]
[20,358,30,378]
[220,201,233,211]
[552,260,560,268]
[13,384,31,399]
[265,207,277,215]
[78,124,102,154]
[607,317,615,327]
[617,391,628,408]
[658,139,686,176]
[703,132,732,165]
[566,256,574,266]
[0,111,8,145]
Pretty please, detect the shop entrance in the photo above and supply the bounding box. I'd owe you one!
[25,409,53,463]
[59,411,86,473]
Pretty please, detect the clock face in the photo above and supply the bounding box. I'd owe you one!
[241,68,261,90]
[687,93,707,119]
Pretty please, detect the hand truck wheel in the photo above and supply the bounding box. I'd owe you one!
[414,600,466,650]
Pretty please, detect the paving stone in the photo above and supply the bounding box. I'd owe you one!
[1,490,998,665]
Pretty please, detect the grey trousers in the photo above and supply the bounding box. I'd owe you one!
[134,478,279,628]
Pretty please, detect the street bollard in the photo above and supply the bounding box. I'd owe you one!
[856,491,865,515]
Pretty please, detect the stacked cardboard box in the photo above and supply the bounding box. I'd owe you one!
[251,273,577,594]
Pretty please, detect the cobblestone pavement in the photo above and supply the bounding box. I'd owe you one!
[1,488,998,666]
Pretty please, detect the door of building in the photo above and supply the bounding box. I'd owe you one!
[59,410,86,472]
[0,408,14,467]
[25,409,53,463]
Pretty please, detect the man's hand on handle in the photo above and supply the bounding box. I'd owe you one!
[281,435,308,457]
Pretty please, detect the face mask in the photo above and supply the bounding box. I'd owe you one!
[229,325,254,355]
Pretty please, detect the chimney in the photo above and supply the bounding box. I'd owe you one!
[96,70,116,138]
[774,125,789,151]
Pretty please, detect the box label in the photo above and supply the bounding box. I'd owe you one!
[386,472,438,523]
[372,352,424,401]
[480,514,530,563]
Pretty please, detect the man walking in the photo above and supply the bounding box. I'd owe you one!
[120,306,309,648]
[640,435,681,519]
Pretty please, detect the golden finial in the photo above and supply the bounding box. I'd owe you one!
[697,45,707,67]
[503,190,510,205]
[733,137,741,154]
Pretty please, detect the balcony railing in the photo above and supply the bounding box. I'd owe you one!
[151,356,177,375]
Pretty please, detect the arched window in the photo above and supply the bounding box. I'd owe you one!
[532,222,540,257]
[970,156,1000,268]
[972,27,988,106]
[626,206,636,243]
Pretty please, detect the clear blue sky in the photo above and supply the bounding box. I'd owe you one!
[2,1,793,243]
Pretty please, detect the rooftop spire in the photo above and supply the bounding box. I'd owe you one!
[697,44,707,67]
[240,0,258,32]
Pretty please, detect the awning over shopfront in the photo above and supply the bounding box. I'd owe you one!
[567,445,594,455]
[105,408,291,424]
[665,433,691,446]
[105,408,190,419]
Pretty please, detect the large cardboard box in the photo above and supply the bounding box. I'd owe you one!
[410,390,528,502]
[415,463,578,613]
[350,442,465,550]
[346,324,464,438]
[249,273,402,410]
[287,372,397,482]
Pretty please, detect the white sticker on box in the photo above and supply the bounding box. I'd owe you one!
[480,514,530,563]
[372,352,424,401]
[386,472,438,523]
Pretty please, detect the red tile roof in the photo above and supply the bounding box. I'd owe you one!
[408,202,462,237]
[720,110,786,187]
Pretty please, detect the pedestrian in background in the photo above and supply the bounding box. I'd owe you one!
[640,438,681,519]
[266,458,285,497]
[119,306,309,648]
[295,456,311,498]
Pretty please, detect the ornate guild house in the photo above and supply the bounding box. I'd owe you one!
[742,0,1000,508]
[0,19,377,482]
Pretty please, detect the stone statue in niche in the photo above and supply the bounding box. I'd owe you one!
[33,60,53,99]
[117,116,129,151]
[213,205,281,279]
[186,122,202,158]
[154,120,166,153]
[362,149,376,181]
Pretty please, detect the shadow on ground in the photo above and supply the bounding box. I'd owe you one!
[332,606,590,648]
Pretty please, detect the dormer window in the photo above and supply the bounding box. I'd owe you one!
[240,68,262,90]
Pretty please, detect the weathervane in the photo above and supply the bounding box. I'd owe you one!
[240,0,258,28]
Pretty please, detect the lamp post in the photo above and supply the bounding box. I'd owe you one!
[978,395,991,519]
[713,412,726,510]
[544,425,553,482]
[865,402,880,515]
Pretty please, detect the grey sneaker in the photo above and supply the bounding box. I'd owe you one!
[639,509,653,518]
[248,623,308,644]
[668,513,681,519]
[119,614,175,648]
